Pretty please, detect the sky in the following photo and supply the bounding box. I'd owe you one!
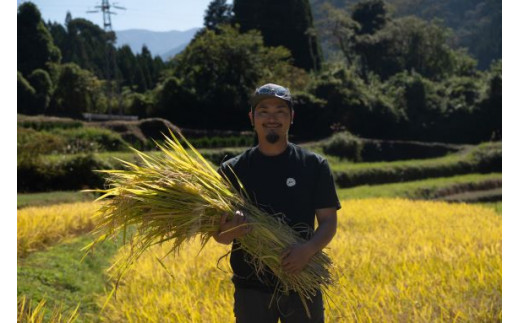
[16,0,226,32]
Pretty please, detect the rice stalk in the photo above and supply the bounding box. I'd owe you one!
[86,130,333,313]
[17,296,79,323]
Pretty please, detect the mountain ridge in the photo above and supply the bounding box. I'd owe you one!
[114,27,200,61]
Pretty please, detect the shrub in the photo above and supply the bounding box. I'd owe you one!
[289,92,329,141]
[200,148,245,165]
[189,136,254,149]
[18,123,129,157]
[17,128,65,164]
[467,142,502,173]
[138,118,180,140]
[90,120,149,150]
[322,131,363,161]
[47,63,101,118]
[192,137,210,148]
[360,139,464,162]
[17,147,247,192]
[333,142,501,188]
[334,160,474,188]
[50,127,129,153]
[17,154,116,192]
[125,92,154,119]
[18,114,83,130]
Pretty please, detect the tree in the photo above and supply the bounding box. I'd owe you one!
[464,0,501,69]
[17,2,61,75]
[18,71,37,115]
[125,92,154,119]
[475,60,501,141]
[288,92,328,140]
[116,45,138,88]
[48,63,102,117]
[204,0,233,30]
[352,16,476,80]
[382,72,432,139]
[315,3,360,66]
[233,0,322,71]
[311,0,501,70]
[27,69,53,114]
[135,46,155,92]
[312,64,401,139]
[153,77,197,126]
[165,25,299,130]
[351,0,389,35]
[66,18,110,78]
[48,16,114,79]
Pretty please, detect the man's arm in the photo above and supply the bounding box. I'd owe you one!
[214,162,251,245]
[281,207,337,274]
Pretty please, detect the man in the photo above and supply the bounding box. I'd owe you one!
[214,83,340,323]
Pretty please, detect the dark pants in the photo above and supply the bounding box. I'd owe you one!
[233,287,325,323]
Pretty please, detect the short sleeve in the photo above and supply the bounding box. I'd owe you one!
[219,158,245,195]
[313,159,341,210]
[218,162,237,191]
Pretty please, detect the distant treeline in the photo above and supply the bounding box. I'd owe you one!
[18,0,501,144]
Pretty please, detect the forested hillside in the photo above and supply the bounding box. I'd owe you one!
[310,0,501,69]
[18,0,501,144]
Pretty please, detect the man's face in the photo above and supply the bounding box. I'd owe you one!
[249,97,293,144]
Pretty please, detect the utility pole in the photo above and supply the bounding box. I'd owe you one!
[87,1,125,115]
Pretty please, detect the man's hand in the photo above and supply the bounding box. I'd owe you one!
[280,208,337,275]
[281,243,315,275]
[213,210,251,245]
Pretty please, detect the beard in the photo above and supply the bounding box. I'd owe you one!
[265,131,280,144]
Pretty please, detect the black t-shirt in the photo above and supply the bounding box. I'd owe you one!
[219,143,341,291]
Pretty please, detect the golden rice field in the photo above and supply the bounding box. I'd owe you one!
[17,202,98,257]
[94,198,501,323]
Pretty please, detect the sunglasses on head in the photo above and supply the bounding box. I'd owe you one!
[256,86,290,98]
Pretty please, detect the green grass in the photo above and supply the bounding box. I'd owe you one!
[328,151,461,171]
[17,234,121,322]
[337,173,501,200]
[41,151,150,164]
[17,191,97,209]
[43,146,245,160]
[326,141,499,172]
[40,147,245,171]
[308,142,465,170]
[329,142,500,188]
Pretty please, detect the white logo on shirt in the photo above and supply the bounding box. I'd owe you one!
[286,178,296,187]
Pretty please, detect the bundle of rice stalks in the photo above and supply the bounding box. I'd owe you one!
[86,130,333,316]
